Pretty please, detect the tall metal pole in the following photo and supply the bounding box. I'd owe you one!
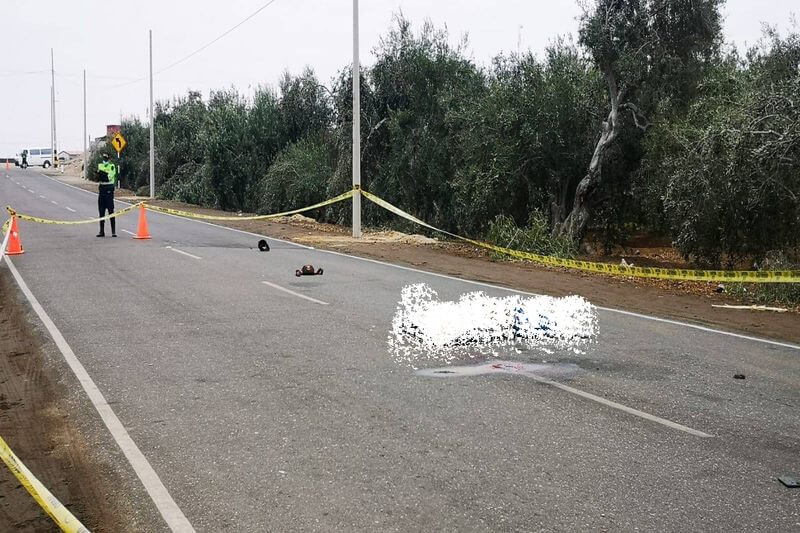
[83,69,87,179]
[149,29,155,199]
[351,0,361,238]
[51,48,57,168]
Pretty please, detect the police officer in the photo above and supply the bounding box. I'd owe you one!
[97,154,117,237]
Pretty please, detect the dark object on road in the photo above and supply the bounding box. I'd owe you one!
[778,476,800,488]
[296,264,323,277]
[733,373,746,380]
[715,284,725,293]
[258,239,270,252]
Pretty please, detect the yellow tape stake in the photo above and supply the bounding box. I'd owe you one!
[143,190,354,221]
[0,435,90,533]
[361,190,800,284]
[6,203,140,225]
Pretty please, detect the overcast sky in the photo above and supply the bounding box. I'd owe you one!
[0,0,797,155]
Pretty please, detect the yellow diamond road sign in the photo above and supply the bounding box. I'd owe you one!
[111,132,127,154]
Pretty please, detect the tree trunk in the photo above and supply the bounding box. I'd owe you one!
[554,73,625,239]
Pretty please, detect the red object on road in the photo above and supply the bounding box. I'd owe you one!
[5,216,24,255]
[133,205,151,240]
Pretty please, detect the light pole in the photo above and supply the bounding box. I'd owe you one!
[83,69,87,179]
[352,0,361,238]
[51,48,57,169]
[149,29,155,199]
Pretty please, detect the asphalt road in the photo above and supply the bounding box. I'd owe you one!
[2,167,799,532]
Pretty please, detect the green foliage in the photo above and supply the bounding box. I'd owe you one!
[486,212,577,260]
[644,31,800,266]
[256,136,333,215]
[94,10,800,272]
[727,252,800,306]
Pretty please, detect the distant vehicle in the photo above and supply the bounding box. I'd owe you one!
[18,148,55,168]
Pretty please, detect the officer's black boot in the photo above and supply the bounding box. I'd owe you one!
[97,220,105,237]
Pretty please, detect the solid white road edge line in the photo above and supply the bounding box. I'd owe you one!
[527,373,714,438]
[2,257,196,532]
[262,280,329,305]
[121,229,136,236]
[0,223,10,264]
[35,171,800,351]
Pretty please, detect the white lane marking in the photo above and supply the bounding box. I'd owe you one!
[39,195,46,199]
[0,223,10,265]
[121,229,135,236]
[592,307,800,351]
[28,188,35,194]
[65,206,76,212]
[165,246,201,260]
[262,281,329,306]
[51,200,58,205]
[36,172,800,351]
[2,257,195,532]
[526,373,713,438]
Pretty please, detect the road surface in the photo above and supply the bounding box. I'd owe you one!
[2,167,799,531]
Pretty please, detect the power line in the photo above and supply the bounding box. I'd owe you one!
[109,0,280,89]
[0,70,49,78]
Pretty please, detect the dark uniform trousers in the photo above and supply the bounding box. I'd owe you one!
[98,184,115,235]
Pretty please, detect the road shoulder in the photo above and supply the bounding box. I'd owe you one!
[0,268,147,532]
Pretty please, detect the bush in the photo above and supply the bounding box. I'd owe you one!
[255,136,333,215]
[485,211,577,260]
[727,251,800,307]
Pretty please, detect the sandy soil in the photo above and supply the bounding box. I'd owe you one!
[0,270,129,532]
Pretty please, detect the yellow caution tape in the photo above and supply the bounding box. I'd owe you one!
[0,435,90,533]
[1,217,9,235]
[6,203,140,225]
[143,190,354,221]
[361,190,800,283]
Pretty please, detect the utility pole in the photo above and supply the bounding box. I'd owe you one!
[352,0,361,238]
[51,48,58,168]
[83,69,87,180]
[149,29,155,198]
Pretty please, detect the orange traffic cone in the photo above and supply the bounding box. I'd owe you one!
[133,204,151,240]
[5,216,24,255]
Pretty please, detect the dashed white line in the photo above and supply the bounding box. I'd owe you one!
[51,200,58,205]
[2,257,195,531]
[65,206,76,213]
[39,195,46,199]
[165,246,201,260]
[261,281,329,306]
[526,373,714,438]
[28,189,35,194]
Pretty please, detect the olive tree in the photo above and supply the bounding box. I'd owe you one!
[554,0,724,239]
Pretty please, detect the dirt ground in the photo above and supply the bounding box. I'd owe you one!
[0,269,127,532]
[39,170,800,343]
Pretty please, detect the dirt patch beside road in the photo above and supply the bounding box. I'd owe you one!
[0,269,128,532]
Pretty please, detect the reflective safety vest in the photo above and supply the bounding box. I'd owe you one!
[98,161,117,185]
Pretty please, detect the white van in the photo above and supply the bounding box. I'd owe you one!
[18,148,55,168]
